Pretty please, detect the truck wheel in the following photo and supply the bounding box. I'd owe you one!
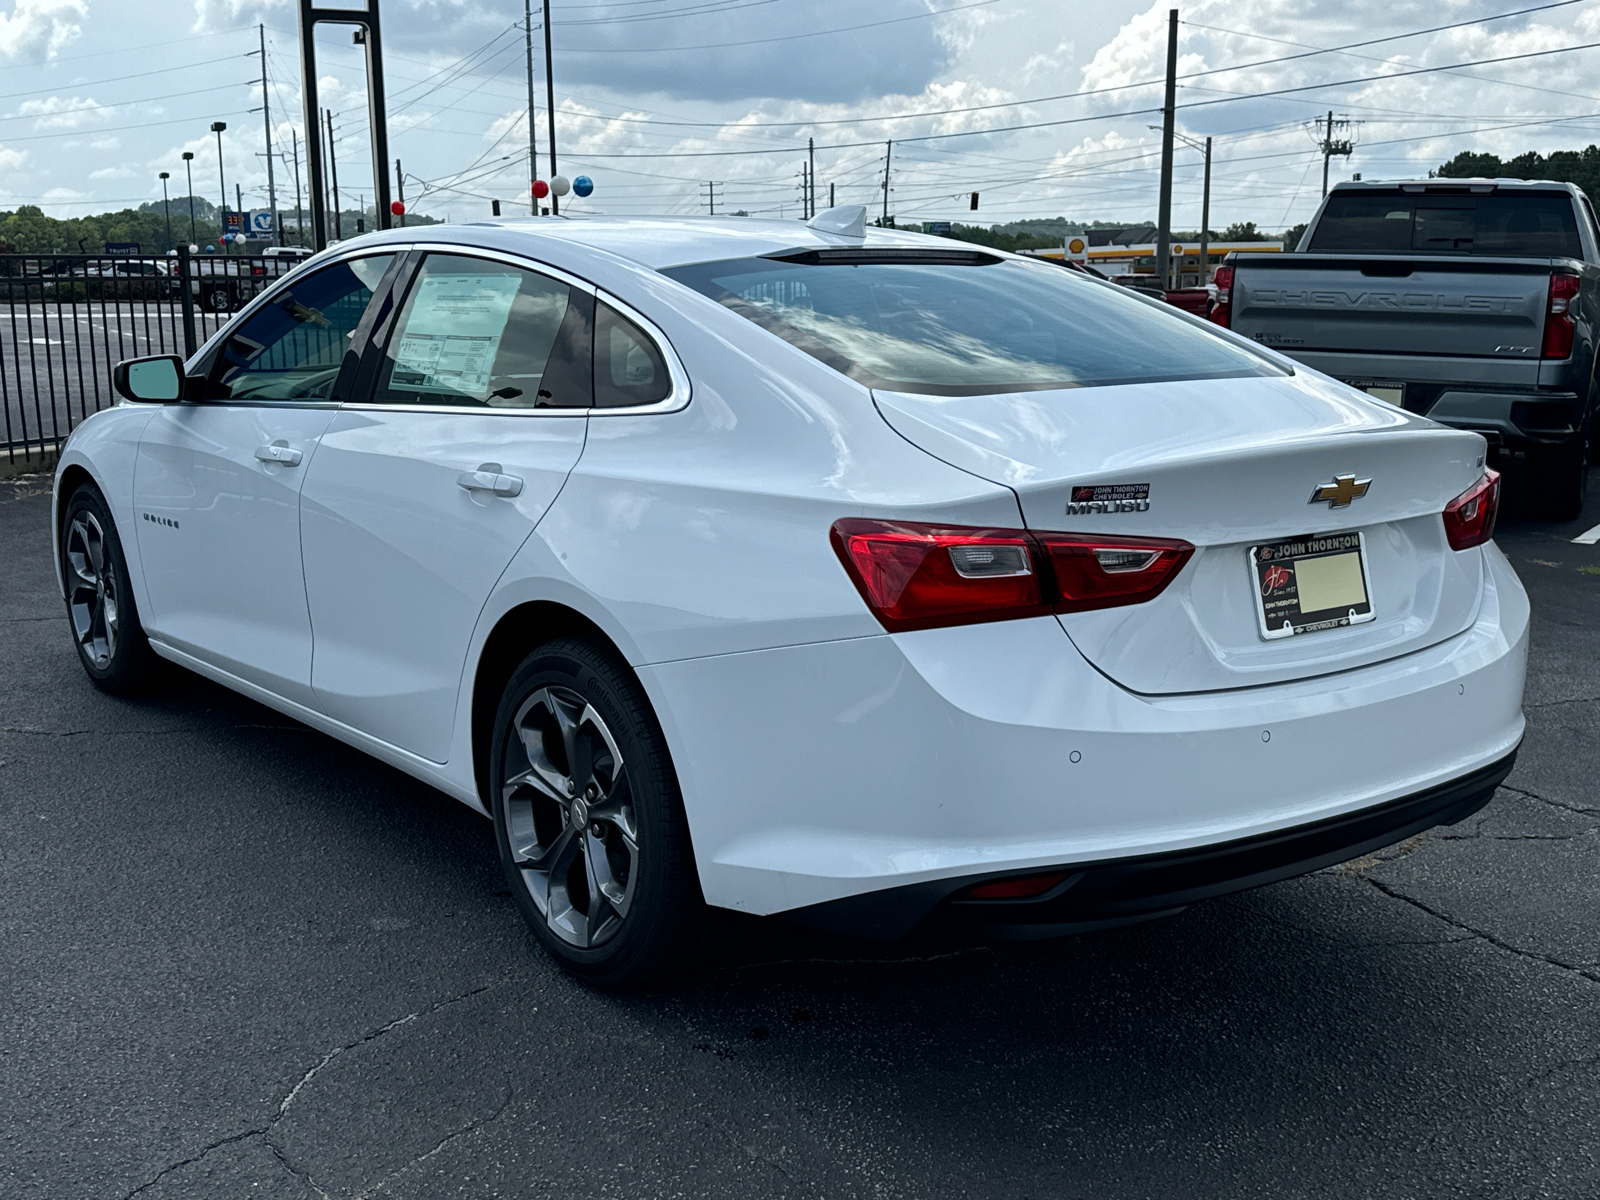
[1527,423,1592,522]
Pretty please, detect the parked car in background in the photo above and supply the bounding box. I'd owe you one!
[1215,179,1599,519]
[166,250,305,312]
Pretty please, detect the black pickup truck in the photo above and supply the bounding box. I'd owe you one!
[1214,179,1598,519]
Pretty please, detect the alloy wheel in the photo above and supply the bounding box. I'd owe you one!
[502,686,639,948]
[65,512,118,669]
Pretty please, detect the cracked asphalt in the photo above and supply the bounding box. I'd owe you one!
[2,461,1597,1200]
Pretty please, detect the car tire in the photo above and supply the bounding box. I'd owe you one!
[61,484,160,694]
[1527,420,1592,522]
[489,636,717,988]
[204,285,231,313]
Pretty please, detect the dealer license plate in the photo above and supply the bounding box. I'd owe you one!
[1249,531,1376,640]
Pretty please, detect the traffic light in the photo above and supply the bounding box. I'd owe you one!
[970,192,979,211]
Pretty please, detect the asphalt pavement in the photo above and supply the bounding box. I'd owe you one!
[2,462,1597,1200]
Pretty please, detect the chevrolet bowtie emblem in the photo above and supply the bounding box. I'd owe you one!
[1310,474,1372,508]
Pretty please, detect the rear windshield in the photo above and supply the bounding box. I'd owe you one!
[1307,191,1582,257]
[661,254,1283,396]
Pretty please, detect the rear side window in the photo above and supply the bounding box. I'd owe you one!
[662,254,1280,396]
[1307,191,1582,257]
[594,300,671,408]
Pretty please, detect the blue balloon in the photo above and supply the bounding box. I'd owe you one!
[573,175,594,198]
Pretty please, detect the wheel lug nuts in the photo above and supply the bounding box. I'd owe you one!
[590,821,604,837]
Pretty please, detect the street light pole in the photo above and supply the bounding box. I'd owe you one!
[159,172,172,249]
[211,121,228,251]
[182,152,196,244]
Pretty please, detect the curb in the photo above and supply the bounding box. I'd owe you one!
[1,445,59,481]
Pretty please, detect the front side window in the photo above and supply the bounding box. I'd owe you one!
[662,252,1280,396]
[210,254,395,401]
[372,254,591,408]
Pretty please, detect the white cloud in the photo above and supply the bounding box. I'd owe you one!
[0,0,87,61]
[0,143,28,170]
[18,94,113,130]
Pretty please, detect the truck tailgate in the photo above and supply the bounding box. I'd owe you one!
[1231,255,1555,362]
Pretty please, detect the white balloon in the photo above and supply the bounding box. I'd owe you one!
[550,174,571,197]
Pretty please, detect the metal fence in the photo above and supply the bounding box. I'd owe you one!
[0,251,303,463]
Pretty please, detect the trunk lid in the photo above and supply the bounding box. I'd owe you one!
[1230,254,1553,367]
[874,372,1489,694]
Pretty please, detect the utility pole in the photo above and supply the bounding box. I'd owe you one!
[524,0,540,214]
[829,182,834,208]
[1155,8,1178,291]
[808,137,815,219]
[290,130,303,245]
[1199,136,1211,285]
[258,24,279,246]
[1315,110,1355,197]
[881,140,892,227]
[395,159,406,227]
[182,151,196,244]
[705,180,717,214]
[543,0,558,215]
[326,108,342,239]
[799,161,809,219]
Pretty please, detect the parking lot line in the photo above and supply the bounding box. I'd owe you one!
[1572,521,1600,544]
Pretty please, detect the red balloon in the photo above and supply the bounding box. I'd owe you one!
[532,179,550,199]
[390,200,406,216]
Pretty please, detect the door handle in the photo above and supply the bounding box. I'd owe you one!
[254,441,303,467]
[457,462,524,498]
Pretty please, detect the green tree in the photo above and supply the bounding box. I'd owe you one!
[1282,222,1309,251]
[1221,220,1269,242]
[1435,146,1600,208]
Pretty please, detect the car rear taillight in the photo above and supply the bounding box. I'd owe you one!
[1442,470,1501,550]
[1033,533,1194,613]
[1542,272,1579,358]
[831,520,1195,631]
[1210,264,1233,328]
[830,520,1047,632]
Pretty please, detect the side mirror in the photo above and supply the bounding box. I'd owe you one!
[113,354,185,403]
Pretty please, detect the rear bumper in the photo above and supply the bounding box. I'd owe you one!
[642,544,1529,922]
[786,747,1515,940]
[1288,351,1588,449]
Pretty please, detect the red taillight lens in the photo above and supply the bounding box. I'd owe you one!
[1442,470,1501,550]
[830,520,1046,632]
[966,872,1069,900]
[1210,264,1233,328]
[1033,533,1194,613]
[1542,272,1579,358]
[831,521,1195,630]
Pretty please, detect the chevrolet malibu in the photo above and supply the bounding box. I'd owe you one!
[56,207,1527,986]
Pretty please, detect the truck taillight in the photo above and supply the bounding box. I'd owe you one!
[1442,470,1501,550]
[1542,272,1579,359]
[1210,264,1233,328]
[830,520,1194,632]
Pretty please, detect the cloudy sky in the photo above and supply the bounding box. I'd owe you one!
[2,0,1599,231]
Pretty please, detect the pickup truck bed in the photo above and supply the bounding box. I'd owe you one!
[1217,180,1598,520]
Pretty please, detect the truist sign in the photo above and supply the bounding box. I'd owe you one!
[1066,483,1150,515]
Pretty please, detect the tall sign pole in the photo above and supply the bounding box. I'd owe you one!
[297,0,392,250]
[1198,135,1212,285]
[1155,8,1178,291]
[543,0,559,215]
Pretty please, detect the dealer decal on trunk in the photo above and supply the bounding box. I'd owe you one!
[1066,483,1150,515]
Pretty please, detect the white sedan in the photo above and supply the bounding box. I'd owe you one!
[57,207,1527,985]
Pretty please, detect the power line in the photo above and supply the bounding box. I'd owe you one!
[556,0,1003,52]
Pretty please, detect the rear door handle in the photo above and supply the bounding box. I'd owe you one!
[254,441,303,467]
[457,462,524,498]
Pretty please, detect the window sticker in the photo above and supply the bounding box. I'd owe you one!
[391,272,521,399]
